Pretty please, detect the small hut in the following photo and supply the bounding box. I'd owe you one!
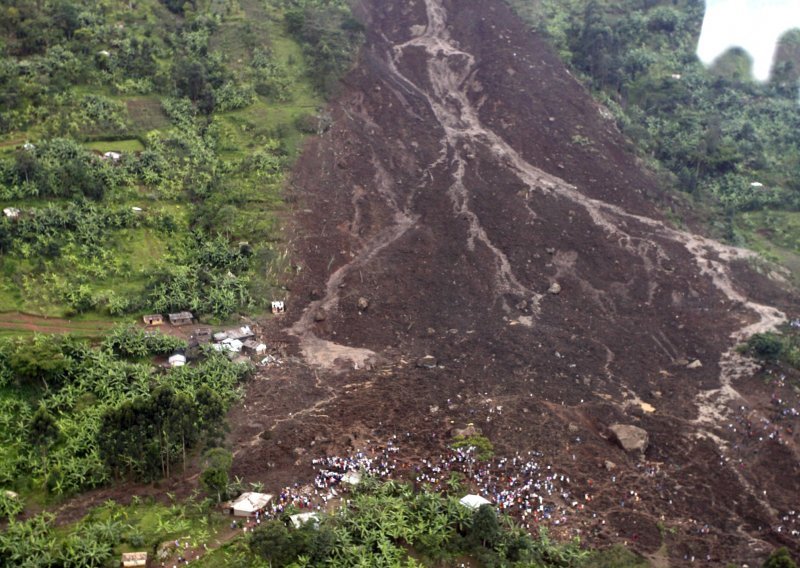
[168,311,193,326]
[168,353,186,367]
[229,492,273,517]
[142,314,163,326]
[120,552,148,567]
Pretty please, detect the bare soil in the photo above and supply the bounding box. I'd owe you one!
[224,0,800,564]
[48,0,800,565]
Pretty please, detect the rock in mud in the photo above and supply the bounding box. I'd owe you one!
[357,296,370,310]
[416,355,438,369]
[548,282,562,295]
[687,359,703,369]
[609,424,649,455]
[453,424,481,438]
[604,460,617,471]
[313,309,327,322]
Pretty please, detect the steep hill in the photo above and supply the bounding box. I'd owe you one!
[230,0,800,565]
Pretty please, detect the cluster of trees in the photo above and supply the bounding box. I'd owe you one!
[515,0,800,238]
[283,0,365,93]
[0,329,250,499]
[743,329,800,370]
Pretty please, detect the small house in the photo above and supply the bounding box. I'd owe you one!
[459,494,491,510]
[195,327,212,344]
[142,314,163,326]
[229,492,273,517]
[3,207,20,220]
[168,311,193,326]
[120,552,148,567]
[290,512,320,529]
[168,353,186,367]
[271,301,285,314]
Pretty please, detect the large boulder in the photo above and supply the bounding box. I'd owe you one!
[609,424,649,455]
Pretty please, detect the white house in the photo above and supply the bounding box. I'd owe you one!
[230,492,273,517]
[459,494,491,510]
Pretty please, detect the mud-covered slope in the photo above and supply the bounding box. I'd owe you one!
[233,0,800,564]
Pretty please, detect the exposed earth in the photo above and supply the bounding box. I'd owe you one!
[52,0,800,565]
[222,0,800,565]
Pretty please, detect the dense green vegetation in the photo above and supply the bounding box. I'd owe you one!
[0,495,231,568]
[193,478,647,568]
[0,327,250,500]
[742,323,800,370]
[0,0,362,320]
[508,0,800,268]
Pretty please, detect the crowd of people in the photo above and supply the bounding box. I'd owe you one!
[248,435,584,533]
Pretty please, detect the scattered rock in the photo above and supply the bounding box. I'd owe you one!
[309,289,322,300]
[293,447,307,457]
[604,460,617,471]
[313,310,327,322]
[568,423,580,434]
[609,424,649,455]
[545,247,556,255]
[515,299,528,310]
[357,296,370,310]
[548,282,562,295]
[429,405,439,414]
[416,355,437,369]
[453,424,481,438]
[687,359,703,369]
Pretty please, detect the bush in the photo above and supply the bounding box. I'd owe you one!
[746,332,784,360]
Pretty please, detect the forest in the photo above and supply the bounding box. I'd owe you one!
[508,0,800,278]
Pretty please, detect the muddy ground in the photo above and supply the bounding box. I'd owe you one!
[53,0,800,565]
[222,0,800,565]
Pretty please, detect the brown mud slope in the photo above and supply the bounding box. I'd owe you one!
[231,0,799,564]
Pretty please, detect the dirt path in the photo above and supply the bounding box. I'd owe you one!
[0,312,114,334]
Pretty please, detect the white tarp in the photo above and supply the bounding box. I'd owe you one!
[459,494,491,510]
[290,512,320,529]
[342,471,362,486]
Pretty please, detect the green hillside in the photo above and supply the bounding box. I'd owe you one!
[0,0,361,321]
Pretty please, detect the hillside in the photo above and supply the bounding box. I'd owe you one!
[224,0,800,565]
[0,0,799,566]
[0,0,360,324]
